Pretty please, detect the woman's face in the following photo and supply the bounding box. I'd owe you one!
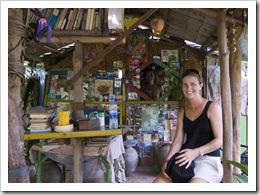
[181,75,202,99]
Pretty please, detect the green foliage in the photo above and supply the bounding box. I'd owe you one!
[164,64,182,101]
[223,159,248,183]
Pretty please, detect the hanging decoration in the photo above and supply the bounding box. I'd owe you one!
[150,16,165,35]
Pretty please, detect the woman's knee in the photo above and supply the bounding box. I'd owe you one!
[153,172,172,183]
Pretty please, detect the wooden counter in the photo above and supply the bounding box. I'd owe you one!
[24,129,124,140]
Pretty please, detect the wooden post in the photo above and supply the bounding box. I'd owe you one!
[8,8,30,183]
[217,9,233,183]
[229,31,242,174]
[72,43,84,182]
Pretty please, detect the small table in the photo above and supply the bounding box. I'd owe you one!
[24,126,130,183]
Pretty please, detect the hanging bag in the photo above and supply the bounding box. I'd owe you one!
[165,101,212,183]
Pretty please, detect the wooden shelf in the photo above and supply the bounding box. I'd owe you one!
[52,29,102,36]
[41,34,114,44]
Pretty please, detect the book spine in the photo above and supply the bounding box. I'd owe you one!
[54,8,68,30]
[49,8,60,28]
[69,8,79,30]
[94,9,99,30]
[60,8,71,30]
[85,8,92,30]
[98,8,103,31]
[45,8,54,21]
[80,8,87,30]
[88,8,95,31]
[65,9,74,29]
[75,8,85,30]
[72,8,80,30]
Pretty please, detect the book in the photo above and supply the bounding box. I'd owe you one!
[45,8,54,21]
[54,8,68,30]
[60,8,71,30]
[72,8,80,30]
[74,8,85,30]
[85,8,92,30]
[28,123,51,129]
[29,118,53,123]
[94,9,99,30]
[29,127,52,133]
[28,106,57,114]
[49,8,60,28]
[97,8,103,31]
[69,8,79,30]
[88,8,95,30]
[80,8,88,30]
[65,9,74,29]
[29,113,55,119]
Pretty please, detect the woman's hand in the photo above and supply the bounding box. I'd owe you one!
[175,148,198,169]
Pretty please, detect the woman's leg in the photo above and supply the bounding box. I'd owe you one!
[188,177,208,183]
[153,172,172,183]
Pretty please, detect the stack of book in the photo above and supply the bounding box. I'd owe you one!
[28,106,57,133]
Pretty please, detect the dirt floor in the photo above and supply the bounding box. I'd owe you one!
[125,165,159,183]
[64,165,159,183]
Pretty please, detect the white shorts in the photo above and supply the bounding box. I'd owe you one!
[193,155,223,183]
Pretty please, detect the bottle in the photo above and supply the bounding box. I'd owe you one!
[109,95,118,129]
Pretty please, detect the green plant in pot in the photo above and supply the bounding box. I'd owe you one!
[223,159,248,183]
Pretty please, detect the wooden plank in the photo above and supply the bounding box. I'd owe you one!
[24,129,123,140]
[65,8,158,87]
[52,29,102,36]
[41,36,114,44]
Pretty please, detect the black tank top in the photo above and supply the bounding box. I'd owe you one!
[183,101,220,157]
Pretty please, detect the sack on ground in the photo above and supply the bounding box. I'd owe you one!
[165,152,195,183]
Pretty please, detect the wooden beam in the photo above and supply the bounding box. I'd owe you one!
[41,36,114,44]
[65,8,158,87]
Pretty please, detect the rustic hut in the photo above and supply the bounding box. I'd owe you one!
[3,1,255,191]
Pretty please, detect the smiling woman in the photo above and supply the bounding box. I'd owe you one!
[153,68,223,183]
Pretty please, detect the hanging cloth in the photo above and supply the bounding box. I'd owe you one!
[31,8,52,43]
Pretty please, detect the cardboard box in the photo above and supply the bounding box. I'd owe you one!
[78,118,100,130]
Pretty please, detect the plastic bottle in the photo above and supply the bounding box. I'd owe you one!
[109,95,118,129]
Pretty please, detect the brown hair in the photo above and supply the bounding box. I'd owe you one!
[181,68,202,83]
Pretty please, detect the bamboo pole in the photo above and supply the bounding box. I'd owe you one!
[217,9,233,183]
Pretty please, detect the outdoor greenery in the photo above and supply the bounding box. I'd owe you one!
[223,159,248,183]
